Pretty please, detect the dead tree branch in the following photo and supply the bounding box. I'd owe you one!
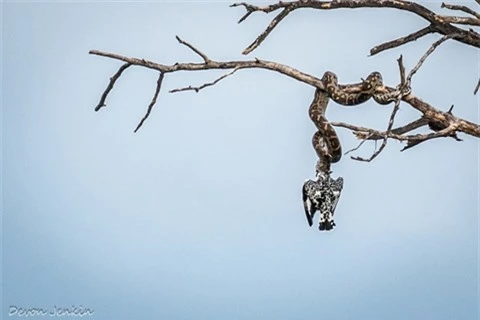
[370,26,434,56]
[350,98,402,162]
[232,0,480,55]
[406,34,458,85]
[90,37,480,156]
[94,63,131,111]
[134,72,164,133]
[441,2,480,20]
[175,35,210,63]
[474,78,480,94]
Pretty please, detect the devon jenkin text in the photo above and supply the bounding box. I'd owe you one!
[9,305,94,317]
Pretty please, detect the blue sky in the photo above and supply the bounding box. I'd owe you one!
[2,1,478,319]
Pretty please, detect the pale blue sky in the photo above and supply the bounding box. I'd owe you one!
[2,1,479,319]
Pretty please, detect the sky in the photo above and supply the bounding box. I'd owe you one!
[1,1,479,319]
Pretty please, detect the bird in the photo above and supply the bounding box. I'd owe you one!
[302,174,344,231]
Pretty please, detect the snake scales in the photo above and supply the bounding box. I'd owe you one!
[303,71,401,231]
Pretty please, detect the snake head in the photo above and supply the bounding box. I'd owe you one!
[362,71,384,92]
[321,71,338,85]
[321,71,338,94]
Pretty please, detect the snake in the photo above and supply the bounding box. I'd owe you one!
[309,71,389,174]
[303,71,405,230]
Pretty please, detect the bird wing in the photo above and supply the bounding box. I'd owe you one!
[302,182,313,227]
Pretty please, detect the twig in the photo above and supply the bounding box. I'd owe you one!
[474,78,480,94]
[397,55,406,86]
[344,133,372,155]
[400,126,457,151]
[176,35,210,63]
[242,8,291,55]
[441,2,480,20]
[94,63,131,111]
[370,26,434,56]
[230,2,260,23]
[134,72,164,133]
[406,34,457,85]
[170,67,240,93]
[351,98,402,162]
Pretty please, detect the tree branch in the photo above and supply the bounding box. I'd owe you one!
[94,63,131,112]
[369,26,434,56]
[474,78,480,94]
[231,0,480,55]
[339,117,429,141]
[89,50,324,88]
[406,34,458,85]
[441,2,480,20]
[134,72,164,133]
[176,35,210,63]
[242,8,291,55]
[351,96,403,162]
[90,38,480,156]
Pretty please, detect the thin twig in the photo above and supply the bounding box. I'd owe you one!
[397,55,406,86]
[441,2,480,19]
[242,8,290,55]
[370,26,434,56]
[176,35,210,63]
[170,67,240,93]
[344,134,373,155]
[94,63,131,111]
[406,34,458,85]
[474,78,480,94]
[351,98,402,162]
[134,73,165,133]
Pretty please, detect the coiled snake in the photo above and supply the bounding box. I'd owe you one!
[303,71,402,231]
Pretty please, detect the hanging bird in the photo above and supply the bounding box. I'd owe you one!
[302,174,344,231]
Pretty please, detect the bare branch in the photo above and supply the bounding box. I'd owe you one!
[441,2,480,20]
[406,34,457,85]
[333,120,460,146]
[231,0,480,55]
[89,49,325,88]
[400,126,458,151]
[474,78,480,94]
[397,55,406,86]
[242,8,290,55]
[90,38,480,143]
[370,26,434,56]
[344,134,372,156]
[351,98,402,162]
[94,63,131,111]
[176,35,210,63]
[170,67,240,93]
[134,72,165,133]
[336,118,429,141]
